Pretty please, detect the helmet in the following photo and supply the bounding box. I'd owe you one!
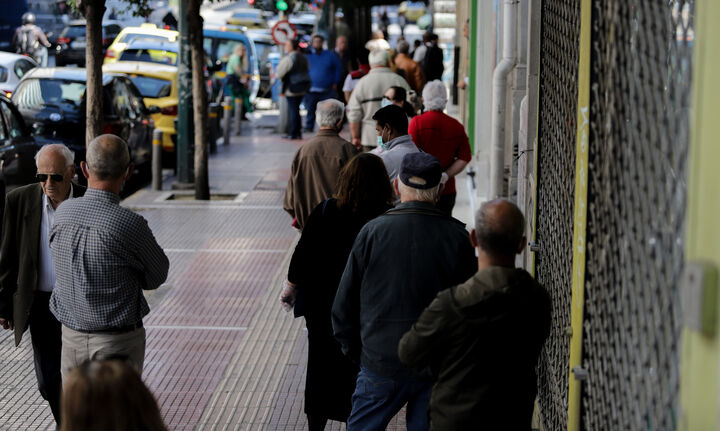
[22,12,36,25]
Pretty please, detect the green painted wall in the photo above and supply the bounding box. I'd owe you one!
[679,1,720,429]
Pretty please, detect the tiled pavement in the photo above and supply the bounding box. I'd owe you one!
[0,111,472,430]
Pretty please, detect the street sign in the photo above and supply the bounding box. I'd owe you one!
[271,20,297,45]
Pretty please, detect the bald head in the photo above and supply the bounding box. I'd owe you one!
[474,199,525,257]
[86,134,130,181]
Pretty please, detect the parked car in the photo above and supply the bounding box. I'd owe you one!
[104,23,179,64]
[0,52,38,98]
[12,68,156,173]
[55,20,123,66]
[0,94,40,187]
[117,41,179,66]
[103,61,177,166]
[203,28,259,104]
[226,8,267,30]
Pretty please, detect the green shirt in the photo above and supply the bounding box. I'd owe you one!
[225,53,244,76]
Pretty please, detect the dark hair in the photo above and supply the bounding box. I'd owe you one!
[372,105,408,134]
[290,39,301,51]
[388,86,407,102]
[474,200,525,256]
[335,153,394,218]
[413,39,422,47]
[61,359,168,431]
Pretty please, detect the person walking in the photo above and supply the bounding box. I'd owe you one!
[398,199,552,430]
[332,152,477,431]
[225,44,252,120]
[409,80,472,216]
[281,153,395,431]
[49,135,169,378]
[394,40,425,93]
[0,144,85,426]
[283,99,358,231]
[277,39,311,140]
[347,50,410,151]
[304,34,342,133]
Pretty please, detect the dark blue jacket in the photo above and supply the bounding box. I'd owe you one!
[307,49,342,91]
[332,201,477,380]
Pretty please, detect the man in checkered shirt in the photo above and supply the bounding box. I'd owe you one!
[49,134,169,378]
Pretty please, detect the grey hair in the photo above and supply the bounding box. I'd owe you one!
[397,40,410,54]
[474,199,525,256]
[422,80,448,111]
[397,180,439,203]
[35,144,75,168]
[369,49,390,67]
[316,99,345,127]
[86,134,131,180]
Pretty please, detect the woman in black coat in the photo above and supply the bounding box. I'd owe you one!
[282,153,394,430]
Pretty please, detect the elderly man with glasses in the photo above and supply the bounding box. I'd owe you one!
[0,143,85,426]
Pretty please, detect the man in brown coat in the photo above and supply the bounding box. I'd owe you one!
[394,40,425,93]
[284,99,358,230]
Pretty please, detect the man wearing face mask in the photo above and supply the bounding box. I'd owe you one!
[371,104,419,180]
[284,99,359,230]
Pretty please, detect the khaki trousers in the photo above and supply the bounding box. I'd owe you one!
[60,325,146,381]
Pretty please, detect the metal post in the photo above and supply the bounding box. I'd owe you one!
[223,96,232,146]
[176,0,194,184]
[152,129,163,191]
[208,102,219,154]
[234,98,242,136]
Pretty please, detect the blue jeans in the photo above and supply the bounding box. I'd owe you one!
[347,367,431,431]
[286,95,303,138]
[303,89,335,131]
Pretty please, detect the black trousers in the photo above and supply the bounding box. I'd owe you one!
[29,291,62,425]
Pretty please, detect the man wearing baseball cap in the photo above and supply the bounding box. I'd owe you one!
[332,153,477,430]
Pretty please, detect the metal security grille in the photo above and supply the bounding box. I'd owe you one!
[534,1,581,430]
[581,1,693,429]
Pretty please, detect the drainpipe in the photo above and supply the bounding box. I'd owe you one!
[489,0,519,198]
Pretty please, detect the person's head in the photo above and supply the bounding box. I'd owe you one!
[430,33,440,45]
[422,80,448,111]
[383,86,407,110]
[285,39,300,53]
[394,152,442,203]
[35,144,75,209]
[372,104,408,145]
[312,34,324,51]
[22,12,35,25]
[316,99,345,130]
[233,44,246,56]
[422,31,432,44]
[82,134,132,192]
[335,35,348,52]
[471,199,526,264]
[396,40,410,55]
[368,49,390,68]
[335,153,394,217]
[413,39,422,49]
[60,359,168,431]
[372,30,385,40]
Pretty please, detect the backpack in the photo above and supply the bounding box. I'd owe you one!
[17,27,38,54]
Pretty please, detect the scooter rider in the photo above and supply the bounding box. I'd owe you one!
[13,13,51,67]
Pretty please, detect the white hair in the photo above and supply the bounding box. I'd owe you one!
[35,144,74,168]
[398,180,439,203]
[422,80,448,111]
[86,134,130,180]
[368,49,390,67]
[316,99,345,127]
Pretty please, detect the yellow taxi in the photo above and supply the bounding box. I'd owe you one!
[104,24,179,64]
[102,62,178,165]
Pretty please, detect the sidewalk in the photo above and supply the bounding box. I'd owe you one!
[0,110,477,430]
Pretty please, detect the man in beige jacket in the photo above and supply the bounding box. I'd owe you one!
[347,50,410,151]
[394,40,425,93]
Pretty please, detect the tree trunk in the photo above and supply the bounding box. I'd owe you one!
[187,0,209,200]
[84,0,105,147]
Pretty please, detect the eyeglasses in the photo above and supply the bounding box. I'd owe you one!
[36,173,64,182]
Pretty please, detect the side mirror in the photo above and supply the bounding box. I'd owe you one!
[147,105,161,114]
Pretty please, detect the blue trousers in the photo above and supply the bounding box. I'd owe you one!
[286,95,304,139]
[347,367,432,431]
[303,89,335,131]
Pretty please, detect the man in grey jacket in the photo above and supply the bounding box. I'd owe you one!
[371,104,419,181]
[332,152,476,431]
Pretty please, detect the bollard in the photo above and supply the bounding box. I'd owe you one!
[222,96,232,146]
[152,129,163,191]
[208,102,219,154]
[234,98,243,136]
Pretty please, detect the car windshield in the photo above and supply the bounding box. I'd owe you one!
[119,48,178,65]
[118,33,173,44]
[127,76,172,98]
[0,66,7,83]
[14,78,85,110]
[63,25,86,38]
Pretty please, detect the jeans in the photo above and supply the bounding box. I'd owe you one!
[303,89,335,131]
[347,367,431,431]
[286,95,304,138]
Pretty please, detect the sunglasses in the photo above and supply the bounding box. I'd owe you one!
[36,173,64,182]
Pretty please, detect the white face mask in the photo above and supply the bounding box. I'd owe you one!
[381,97,393,108]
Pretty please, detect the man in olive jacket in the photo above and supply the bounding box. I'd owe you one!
[398,199,552,430]
[0,144,85,425]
